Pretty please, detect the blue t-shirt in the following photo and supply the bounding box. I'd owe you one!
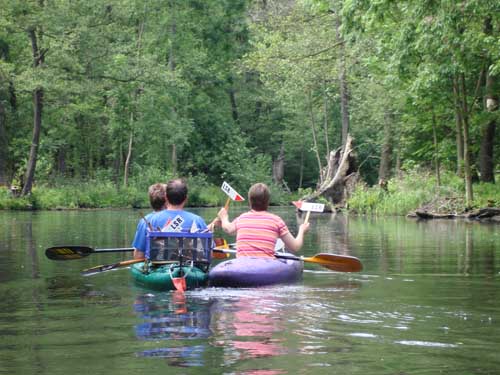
[132,209,208,253]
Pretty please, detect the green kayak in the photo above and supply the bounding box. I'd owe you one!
[130,262,209,291]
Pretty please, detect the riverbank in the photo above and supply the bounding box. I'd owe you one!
[1,172,498,218]
[0,180,293,210]
[346,170,499,217]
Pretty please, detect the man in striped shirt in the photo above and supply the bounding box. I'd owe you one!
[218,183,310,257]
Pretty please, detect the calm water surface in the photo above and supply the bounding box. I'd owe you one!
[0,208,499,375]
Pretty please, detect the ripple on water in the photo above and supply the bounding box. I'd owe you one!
[394,340,460,348]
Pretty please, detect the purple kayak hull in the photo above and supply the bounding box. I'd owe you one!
[208,254,304,287]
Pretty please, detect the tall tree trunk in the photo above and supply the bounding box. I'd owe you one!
[323,81,330,157]
[168,2,178,174]
[479,19,497,183]
[432,109,441,187]
[22,26,44,196]
[459,73,473,206]
[228,75,239,124]
[123,127,133,187]
[299,147,304,189]
[378,112,393,185]
[272,142,285,186]
[335,9,349,145]
[0,99,8,186]
[56,148,66,176]
[171,144,177,175]
[479,64,497,182]
[22,88,43,196]
[452,76,464,177]
[307,90,323,185]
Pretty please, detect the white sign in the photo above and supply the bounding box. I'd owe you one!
[292,201,325,212]
[221,181,245,201]
[162,215,185,232]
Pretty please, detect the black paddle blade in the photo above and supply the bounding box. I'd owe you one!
[45,246,93,260]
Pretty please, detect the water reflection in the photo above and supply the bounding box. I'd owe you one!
[133,292,213,367]
[216,296,286,359]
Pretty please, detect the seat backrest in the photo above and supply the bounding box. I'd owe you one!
[145,230,212,264]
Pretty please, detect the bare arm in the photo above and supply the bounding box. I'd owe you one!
[217,207,237,235]
[133,248,145,260]
[280,222,310,252]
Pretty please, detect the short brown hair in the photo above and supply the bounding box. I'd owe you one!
[166,178,188,205]
[148,183,166,211]
[248,183,270,211]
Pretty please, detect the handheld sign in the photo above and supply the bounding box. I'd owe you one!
[221,181,245,210]
[292,201,325,224]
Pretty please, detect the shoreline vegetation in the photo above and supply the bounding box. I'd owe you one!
[1,170,498,222]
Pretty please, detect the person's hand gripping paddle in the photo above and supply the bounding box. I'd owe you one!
[210,181,245,259]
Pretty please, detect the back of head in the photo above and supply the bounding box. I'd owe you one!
[248,183,270,211]
[166,178,188,205]
[148,183,166,211]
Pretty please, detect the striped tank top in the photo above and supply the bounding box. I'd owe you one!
[234,210,289,257]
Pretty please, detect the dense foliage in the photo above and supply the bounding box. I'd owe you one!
[0,0,498,211]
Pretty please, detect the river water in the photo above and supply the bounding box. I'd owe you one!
[0,207,499,375]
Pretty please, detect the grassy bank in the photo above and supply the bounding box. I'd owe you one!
[2,171,497,215]
[347,170,500,215]
[0,179,292,210]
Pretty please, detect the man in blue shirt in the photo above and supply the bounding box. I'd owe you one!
[132,178,209,260]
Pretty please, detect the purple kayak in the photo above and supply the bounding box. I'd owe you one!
[208,253,304,287]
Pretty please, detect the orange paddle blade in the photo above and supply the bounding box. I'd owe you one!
[172,276,187,292]
[302,253,363,272]
[212,238,231,259]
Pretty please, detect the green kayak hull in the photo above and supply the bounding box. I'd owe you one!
[130,262,208,291]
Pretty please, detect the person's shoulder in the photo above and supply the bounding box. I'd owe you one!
[182,210,207,224]
[265,211,285,222]
[180,210,201,218]
[242,210,282,221]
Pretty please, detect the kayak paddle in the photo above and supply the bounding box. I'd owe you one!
[278,253,363,272]
[45,246,134,260]
[81,258,144,276]
[212,248,363,273]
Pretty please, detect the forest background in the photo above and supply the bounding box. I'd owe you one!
[0,0,498,215]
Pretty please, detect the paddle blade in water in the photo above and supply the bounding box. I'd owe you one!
[45,246,93,260]
[172,277,187,292]
[303,253,363,273]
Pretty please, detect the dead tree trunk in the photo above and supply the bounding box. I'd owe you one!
[303,134,358,208]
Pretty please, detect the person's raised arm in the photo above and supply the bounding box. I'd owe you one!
[280,222,310,252]
[217,207,237,235]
